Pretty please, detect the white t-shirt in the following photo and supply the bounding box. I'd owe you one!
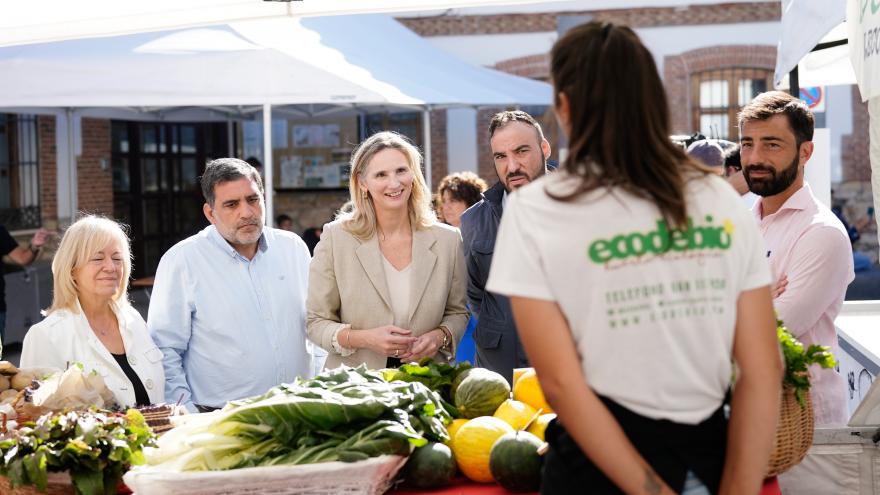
[486,171,771,424]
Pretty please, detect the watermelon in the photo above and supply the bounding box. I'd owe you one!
[402,442,457,488]
[489,431,543,492]
[454,368,510,419]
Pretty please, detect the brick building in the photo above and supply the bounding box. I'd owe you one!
[1,0,875,279]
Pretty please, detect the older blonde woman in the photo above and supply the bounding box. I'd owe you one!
[307,132,469,369]
[21,216,164,406]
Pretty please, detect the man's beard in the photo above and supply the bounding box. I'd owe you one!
[219,218,263,246]
[744,154,799,197]
[500,151,548,193]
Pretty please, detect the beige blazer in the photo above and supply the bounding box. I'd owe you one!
[307,220,469,370]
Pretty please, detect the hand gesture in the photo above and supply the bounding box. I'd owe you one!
[771,274,788,299]
[30,228,51,248]
[364,325,417,358]
[398,329,443,363]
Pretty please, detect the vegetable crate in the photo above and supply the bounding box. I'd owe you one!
[123,455,407,495]
[0,472,74,495]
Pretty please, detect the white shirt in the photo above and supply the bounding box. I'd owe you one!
[487,172,771,424]
[382,256,412,329]
[148,226,314,411]
[22,300,165,406]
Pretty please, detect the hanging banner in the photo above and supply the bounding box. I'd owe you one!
[849,0,880,101]
[870,98,880,261]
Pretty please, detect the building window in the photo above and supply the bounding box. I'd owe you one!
[0,114,40,231]
[690,69,773,140]
[112,121,227,277]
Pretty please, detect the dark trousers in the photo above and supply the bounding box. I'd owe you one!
[541,396,727,495]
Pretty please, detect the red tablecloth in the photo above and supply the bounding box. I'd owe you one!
[390,476,781,494]
[390,476,536,495]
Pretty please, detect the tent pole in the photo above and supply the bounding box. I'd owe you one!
[788,66,799,97]
[263,103,274,228]
[67,108,78,223]
[423,107,432,192]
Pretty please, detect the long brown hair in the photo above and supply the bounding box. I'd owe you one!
[550,21,708,228]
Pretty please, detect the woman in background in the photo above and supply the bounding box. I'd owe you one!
[436,171,488,363]
[437,172,488,228]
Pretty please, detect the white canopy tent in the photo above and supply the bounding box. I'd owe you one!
[0,0,774,48]
[0,14,552,222]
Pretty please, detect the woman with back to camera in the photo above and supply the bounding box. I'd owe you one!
[307,131,468,369]
[21,216,164,407]
[486,22,782,495]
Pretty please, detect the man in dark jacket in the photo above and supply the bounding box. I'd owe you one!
[460,110,551,383]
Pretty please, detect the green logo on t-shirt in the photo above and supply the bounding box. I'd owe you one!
[588,216,734,264]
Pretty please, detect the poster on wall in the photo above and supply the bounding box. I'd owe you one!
[293,124,342,148]
[280,156,303,188]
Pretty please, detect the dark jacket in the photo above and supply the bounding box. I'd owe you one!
[459,181,528,383]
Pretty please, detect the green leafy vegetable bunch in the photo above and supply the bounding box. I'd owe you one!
[0,408,154,495]
[145,365,452,472]
[777,318,837,407]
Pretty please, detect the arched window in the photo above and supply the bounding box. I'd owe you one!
[690,68,773,140]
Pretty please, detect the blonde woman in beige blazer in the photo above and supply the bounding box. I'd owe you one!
[307,132,469,370]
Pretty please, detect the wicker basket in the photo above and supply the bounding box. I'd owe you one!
[0,472,74,495]
[766,386,815,477]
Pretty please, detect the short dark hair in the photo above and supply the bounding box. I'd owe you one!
[201,158,264,207]
[723,145,741,177]
[276,214,292,225]
[488,110,545,142]
[738,91,814,146]
[437,172,488,208]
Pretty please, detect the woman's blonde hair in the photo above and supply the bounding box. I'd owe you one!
[48,215,132,314]
[337,131,436,239]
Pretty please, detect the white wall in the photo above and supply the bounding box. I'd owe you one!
[446,108,479,174]
[825,85,853,183]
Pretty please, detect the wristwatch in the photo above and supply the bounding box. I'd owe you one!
[438,329,450,351]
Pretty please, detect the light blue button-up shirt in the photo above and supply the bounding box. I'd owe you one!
[147,225,315,411]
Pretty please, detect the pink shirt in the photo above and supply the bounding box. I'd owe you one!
[754,183,854,426]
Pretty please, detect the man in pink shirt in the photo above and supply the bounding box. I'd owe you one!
[740,91,853,427]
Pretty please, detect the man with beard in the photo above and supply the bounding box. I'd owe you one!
[740,91,853,429]
[148,158,314,412]
[460,110,551,382]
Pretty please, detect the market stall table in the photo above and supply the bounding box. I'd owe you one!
[388,476,780,494]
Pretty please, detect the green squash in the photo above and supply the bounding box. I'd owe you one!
[454,368,510,419]
[402,442,457,488]
[489,431,543,492]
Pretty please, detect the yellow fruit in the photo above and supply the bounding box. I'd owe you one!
[526,413,556,441]
[444,419,469,448]
[452,416,515,483]
[512,367,532,387]
[493,399,538,430]
[513,369,553,414]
